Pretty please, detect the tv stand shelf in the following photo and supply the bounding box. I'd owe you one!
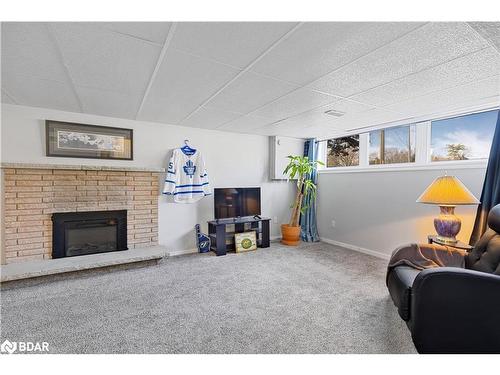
[207,217,270,256]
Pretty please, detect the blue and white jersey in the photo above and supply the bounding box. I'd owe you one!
[162,148,211,203]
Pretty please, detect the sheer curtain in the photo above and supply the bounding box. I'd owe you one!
[300,139,320,242]
[470,111,500,245]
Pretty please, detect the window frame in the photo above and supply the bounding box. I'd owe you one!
[319,106,498,174]
[368,123,417,166]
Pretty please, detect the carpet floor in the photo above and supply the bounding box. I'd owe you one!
[0,242,416,353]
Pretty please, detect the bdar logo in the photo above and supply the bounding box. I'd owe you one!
[1,340,17,354]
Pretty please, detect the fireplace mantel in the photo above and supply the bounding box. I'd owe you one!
[1,162,165,173]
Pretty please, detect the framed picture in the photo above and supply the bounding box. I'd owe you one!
[46,120,133,160]
[235,231,257,253]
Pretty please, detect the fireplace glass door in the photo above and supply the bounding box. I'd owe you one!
[52,210,127,258]
[65,219,118,257]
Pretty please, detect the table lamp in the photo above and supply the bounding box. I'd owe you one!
[416,175,479,244]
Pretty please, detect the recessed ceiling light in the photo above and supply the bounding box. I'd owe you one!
[324,109,345,117]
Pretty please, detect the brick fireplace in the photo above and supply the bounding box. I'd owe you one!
[1,164,161,264]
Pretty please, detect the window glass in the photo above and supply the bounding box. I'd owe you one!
[369,124,416,165]
[326,135,359,167]
[431,110,498,161]
[369,130,382,165]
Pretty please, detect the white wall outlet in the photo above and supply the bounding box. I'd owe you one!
[273,216,278,223]
[331,220,336,228]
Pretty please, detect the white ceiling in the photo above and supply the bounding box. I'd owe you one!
[2,22,500,138]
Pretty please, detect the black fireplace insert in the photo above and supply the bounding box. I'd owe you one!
[52,210,127,258]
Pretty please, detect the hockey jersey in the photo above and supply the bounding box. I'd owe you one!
[162,148,211,203]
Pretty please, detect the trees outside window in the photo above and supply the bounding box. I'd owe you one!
[327,135,359,167]
[369,125,416,165]
[431,110,498,161]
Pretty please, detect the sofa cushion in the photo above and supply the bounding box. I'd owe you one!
[387,266,421,321]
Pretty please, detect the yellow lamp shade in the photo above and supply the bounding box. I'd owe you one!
[416,175,480,206]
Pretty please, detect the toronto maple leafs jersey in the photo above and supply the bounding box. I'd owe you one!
[162,148,211,203]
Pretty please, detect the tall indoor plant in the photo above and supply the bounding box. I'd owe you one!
[281,155,323,246]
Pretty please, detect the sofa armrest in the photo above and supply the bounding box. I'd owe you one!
[410,267,500,353]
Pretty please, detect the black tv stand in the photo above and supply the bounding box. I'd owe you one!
[208,217,270,256]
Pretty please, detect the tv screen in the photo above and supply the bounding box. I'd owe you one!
[214,188,261,220]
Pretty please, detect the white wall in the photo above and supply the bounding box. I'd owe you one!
[1,104,295,253]
[317,166,486,258]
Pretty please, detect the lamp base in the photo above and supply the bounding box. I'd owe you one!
[435,235,458,245]
[434,206,461,244]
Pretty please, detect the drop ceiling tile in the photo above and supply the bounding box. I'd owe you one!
[253,119,326,138]
[309,22,489,97]
[180,106,242,129]
[170,22,297,68]
[49,23,161,94]
[1,90,16,104]
[251,125,291,136]
[1,23,68,83]
[256,119,344,139]
[383,75,500,118]
[265,125,340,139]
[341,108,408,132]
[138,49,240,124]
[251,88,336,122]
[253,111,332,135]
[75,86,141,119]
[468,22,500,52]
[251,22,424,85]
[264,99,373,130]
[206,72,298,114]
[351,47,500,107]
[101,22,172,44]
[303,127,345,139]
[2,74,80,112]
[299,98,373,121]
[265,104,404,136]
[217,114,272,133]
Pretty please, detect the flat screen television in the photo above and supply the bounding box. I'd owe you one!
[214,187,261,220]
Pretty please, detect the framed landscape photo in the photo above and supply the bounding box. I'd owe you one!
[46,120,133,160]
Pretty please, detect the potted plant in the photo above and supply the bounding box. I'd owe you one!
[281,155,323,246]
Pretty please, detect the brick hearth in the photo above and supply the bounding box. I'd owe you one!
[2,165,162,264]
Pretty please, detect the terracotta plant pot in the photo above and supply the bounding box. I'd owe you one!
[281,224,301,246]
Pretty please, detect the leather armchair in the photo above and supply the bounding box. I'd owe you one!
[387,204,500,354]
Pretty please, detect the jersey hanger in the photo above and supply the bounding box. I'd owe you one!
[180,139,196,155]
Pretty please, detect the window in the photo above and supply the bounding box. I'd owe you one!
[431,110,498,162]
[322,108,498,171]
[369,124,416,165]
[327,135,359,167]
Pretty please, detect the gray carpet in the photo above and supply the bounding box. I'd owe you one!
[0,242,416,353]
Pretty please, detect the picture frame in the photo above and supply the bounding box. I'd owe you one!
[45,120,133,160]
[235,231,257,253]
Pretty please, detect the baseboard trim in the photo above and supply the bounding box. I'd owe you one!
[167,248,198,257]
[320,237,390,260]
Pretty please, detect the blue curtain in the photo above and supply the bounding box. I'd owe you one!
[300,139,320,242]
[470,110,500,245]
